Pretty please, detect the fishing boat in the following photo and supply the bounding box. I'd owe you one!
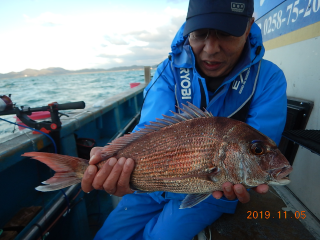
[0,0,320,239]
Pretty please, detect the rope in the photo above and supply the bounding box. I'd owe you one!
[0,117,57,153]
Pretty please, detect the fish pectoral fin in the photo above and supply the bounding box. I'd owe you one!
[179,193,212,209]
[207,167,221,182]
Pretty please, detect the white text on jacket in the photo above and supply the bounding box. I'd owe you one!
[180,68,191,99]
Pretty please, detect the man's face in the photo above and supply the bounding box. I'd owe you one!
[189,20,253,79]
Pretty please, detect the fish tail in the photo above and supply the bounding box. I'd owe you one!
[22,152,89,192]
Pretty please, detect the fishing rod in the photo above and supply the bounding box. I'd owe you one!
[0,94,85,153]
[0,94,85,132]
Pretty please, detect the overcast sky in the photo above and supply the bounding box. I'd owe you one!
[0,0,189,74]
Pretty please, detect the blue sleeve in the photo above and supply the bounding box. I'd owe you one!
[246,60,287,145]
[133,59,176,132]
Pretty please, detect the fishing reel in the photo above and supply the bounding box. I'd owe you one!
[0,94,85,133]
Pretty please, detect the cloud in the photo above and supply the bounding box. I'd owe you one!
[171,14,187,27]
[23,12,65,27]
[96,13,186,68]
[0,5,187,73]
[104,35,129,45]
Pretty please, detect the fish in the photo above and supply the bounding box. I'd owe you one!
[22,102,293,209]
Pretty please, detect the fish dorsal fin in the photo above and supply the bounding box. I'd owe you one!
[162,102,213,126]
[100,102,212,159]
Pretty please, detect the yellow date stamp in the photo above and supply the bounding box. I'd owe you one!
[247,211,306,219]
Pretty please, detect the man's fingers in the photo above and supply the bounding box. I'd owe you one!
[212,191,223,199]
[253,184,269,194]
[234,184,250,203]
[92,157,117,190]
[222,182,237,200]
[102,157,126,195]
[81,165,97,193]
[113,158,135,196]
[89,147,103,165]
[213,183,268,204]
[83,156,135,197]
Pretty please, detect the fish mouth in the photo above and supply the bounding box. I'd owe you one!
[266,166,293,186]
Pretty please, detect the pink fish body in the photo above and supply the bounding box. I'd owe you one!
[23,103,292,208]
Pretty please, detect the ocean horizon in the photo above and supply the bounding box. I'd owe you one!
[0,69,156,141]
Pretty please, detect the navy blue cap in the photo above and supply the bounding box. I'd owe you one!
[183,0,254,37]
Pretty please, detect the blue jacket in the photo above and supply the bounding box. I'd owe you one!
[134,22,287,145]
[132,22,287,214]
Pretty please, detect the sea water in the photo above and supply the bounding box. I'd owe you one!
[0,69,156,141]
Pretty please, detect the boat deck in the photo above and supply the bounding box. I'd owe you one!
[194,186,319,240]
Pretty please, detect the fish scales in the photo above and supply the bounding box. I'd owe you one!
[114,117,227,193]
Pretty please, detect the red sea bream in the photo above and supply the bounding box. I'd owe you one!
[22,103,292,208]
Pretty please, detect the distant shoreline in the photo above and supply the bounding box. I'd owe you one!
[0,66,156,81]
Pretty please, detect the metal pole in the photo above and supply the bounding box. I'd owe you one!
[144,66,151,84]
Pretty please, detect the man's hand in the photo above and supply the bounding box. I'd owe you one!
[212,182,269,203]
[81,147,135,197]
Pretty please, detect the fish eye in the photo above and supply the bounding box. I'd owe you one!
[250,142,264,155]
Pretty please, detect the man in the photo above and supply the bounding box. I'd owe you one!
[82,0,287,239]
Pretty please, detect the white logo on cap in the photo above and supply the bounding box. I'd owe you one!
[231,2,245,12]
